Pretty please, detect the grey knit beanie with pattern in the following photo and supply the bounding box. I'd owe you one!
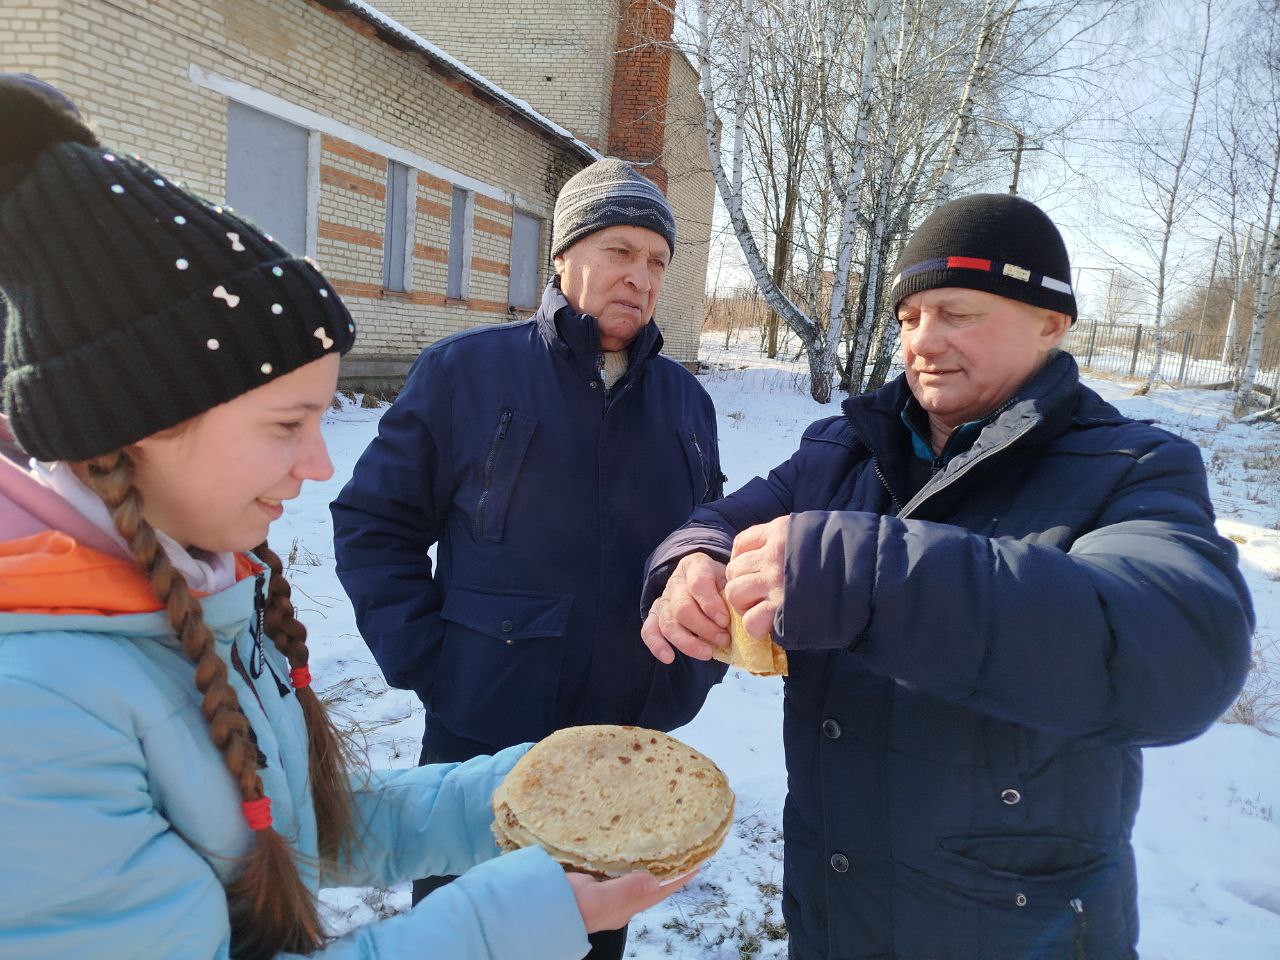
[551,157,676,259]
[0,77,356,463]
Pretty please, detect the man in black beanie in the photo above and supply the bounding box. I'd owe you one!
[331,157,725,960]
[641,193,1253,959]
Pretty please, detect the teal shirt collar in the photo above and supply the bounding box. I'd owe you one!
[900,397,996,465]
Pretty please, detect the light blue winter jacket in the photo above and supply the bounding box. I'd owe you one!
[0,554,591,959]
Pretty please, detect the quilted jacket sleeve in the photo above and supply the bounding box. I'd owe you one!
[297,847,588,960]
[330,349,455,698]
[331,746,528,887]
[781,432,1254,746]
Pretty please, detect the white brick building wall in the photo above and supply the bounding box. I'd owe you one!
[2,0,591,384]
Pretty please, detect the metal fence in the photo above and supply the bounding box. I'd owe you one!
[1062,321,1280,397]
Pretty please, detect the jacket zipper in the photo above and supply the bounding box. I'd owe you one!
[223,574,275,769]
[865,395,1024,520]
[687,429,710,499]
[475,409,512,536]
[896,418,1038,520]
[248,572,267,679]
[229,615,271,770]
[247,571,290,697]
[871,456,901,514]
[1070,898,1088,960]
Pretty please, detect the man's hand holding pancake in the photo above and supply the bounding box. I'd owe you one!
[643,516,790,676]
[725,515,789,641]
[641,551,730,663]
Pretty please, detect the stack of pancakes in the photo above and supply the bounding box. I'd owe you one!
[713,602,788,676]
[492,725,734,881]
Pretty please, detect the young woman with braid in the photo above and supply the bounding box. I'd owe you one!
[0,78,687,960]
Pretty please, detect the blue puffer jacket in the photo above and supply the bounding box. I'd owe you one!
[644,352,1254,960]
[0,548,589,960]
[332,281,726,759]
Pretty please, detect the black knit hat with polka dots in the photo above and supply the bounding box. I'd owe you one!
[0,77,356,463]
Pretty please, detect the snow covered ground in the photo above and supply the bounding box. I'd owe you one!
[278,330,1280,958]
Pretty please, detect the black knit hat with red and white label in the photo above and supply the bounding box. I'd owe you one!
[0,77,356,462]
[889,193,1077,322]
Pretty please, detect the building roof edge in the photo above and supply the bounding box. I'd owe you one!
[325,0,600,163]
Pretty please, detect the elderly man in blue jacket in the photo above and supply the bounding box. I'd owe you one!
[332,158,726,958]
[641,194,1254,960]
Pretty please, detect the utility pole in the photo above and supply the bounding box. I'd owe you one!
[994,131,1043,195]
[973,117,1044,195]
[1072,265,1115,321]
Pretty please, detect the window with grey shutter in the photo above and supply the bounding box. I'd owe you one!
[225,101,308,256]
[509,210,543,309]
[383,160,411,292]
[447,186,473,300]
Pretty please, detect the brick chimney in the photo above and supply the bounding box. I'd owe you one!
[607,0,673,193]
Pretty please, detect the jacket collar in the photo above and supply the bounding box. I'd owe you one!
[534,278,664,387]
[0,532,260,633]
[842,350,1086,513]
[845,351,1082,449]
[0,414,260,626]
[0,415,127,558]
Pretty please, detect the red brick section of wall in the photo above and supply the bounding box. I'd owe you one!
[322,135,384,171]
[608,0,673,193]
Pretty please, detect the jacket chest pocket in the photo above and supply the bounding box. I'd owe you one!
[475,409,538,542]
[677,426,711,506]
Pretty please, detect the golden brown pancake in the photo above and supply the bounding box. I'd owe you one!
[713,602,788,676]
[492,725,735,880]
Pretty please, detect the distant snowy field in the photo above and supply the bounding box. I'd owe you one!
[277,331,1280,958]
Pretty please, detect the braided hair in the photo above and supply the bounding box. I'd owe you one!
[83,449,355,958]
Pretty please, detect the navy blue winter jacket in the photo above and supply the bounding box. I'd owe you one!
[332,282,726,760]
[644,351,1253,960]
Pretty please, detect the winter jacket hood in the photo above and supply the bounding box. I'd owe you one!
[0,528,260,616]
[0,413,124,558]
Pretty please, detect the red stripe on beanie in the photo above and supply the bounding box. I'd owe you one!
[946,256,991,271]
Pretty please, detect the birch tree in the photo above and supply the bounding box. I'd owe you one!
[1132,0,1214,393]
[695,0,887,401]
[815,0,890,399]
[739,2,823,358]
[935,0,1019,202]
[687,0,1131,400]
[1234,225,1280,411]
[1232,0,1280,411]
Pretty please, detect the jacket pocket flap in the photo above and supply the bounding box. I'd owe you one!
[440,587,572,640]
[938,833,1110,882]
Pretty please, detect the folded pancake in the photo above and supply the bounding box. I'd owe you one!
[492,725,735,881]
[713,602,788,677]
